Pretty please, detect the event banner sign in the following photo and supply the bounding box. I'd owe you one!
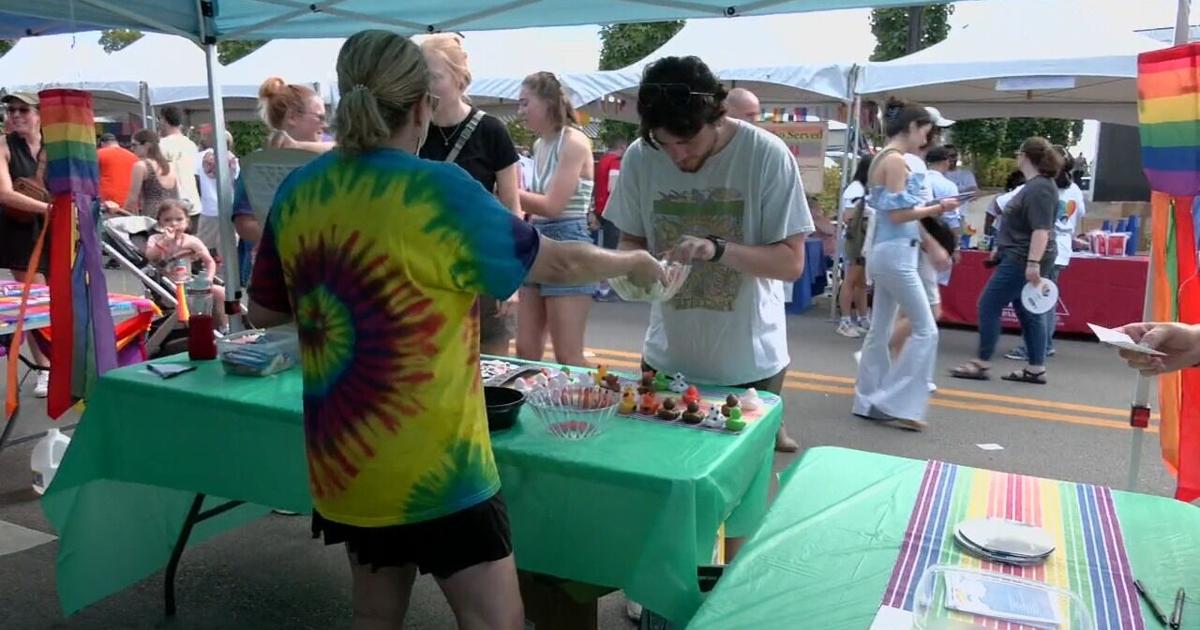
[761,122,828,194]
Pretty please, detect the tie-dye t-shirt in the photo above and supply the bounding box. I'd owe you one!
[249,148,539,527]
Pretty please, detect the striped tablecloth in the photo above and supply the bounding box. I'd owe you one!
[0,280,157,336]
[882,460,1144,629]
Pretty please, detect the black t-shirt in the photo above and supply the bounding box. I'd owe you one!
[997,174,1058,270]
[420,109,519,194]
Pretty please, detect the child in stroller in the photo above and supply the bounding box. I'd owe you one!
[144,200,228,331]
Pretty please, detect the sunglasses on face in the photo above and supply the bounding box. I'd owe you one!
[6,106,32,115]
[639,83,714,106]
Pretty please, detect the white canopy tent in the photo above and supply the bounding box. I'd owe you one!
[858,1,1169,125]
[0,31,143,116]
[220,37,347,104]
[108,32,260,109]
[574,11,870,123]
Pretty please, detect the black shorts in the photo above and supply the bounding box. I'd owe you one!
[312,493,513,579]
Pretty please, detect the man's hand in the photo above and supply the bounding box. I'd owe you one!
[627,250,667,288]
[1025,264,1042,287]
[666,236,716,264]
[935,197,960,215]
[1117,322,1200,375]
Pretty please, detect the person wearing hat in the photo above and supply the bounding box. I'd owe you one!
[0,92,52,397]
[97,132,138,215]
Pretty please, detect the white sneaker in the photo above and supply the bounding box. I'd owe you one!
[625,600,643,622]
[853,351,862,367]
[836,320,862,338]
[33,371,49,398]
[928,382,938,393]
[856,317,872,332]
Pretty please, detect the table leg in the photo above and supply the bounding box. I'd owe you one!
[517,571,601,630]
[164,493,246,616]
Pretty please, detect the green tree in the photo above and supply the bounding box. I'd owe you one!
[506,119,536,151]
[99,29,143,52]
[596,21,684,148]
[228,120,269,157]
[0,40,15,58]
[218,40,266,65]
[869,5,954,62]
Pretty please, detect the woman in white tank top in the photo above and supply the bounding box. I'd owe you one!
[514,72,596,367]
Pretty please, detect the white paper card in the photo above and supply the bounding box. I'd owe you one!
[1088,323,1166,356]
[976,443,1005,451]
[869,605,914,630]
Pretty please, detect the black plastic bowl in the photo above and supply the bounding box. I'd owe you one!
[485,386,526,432]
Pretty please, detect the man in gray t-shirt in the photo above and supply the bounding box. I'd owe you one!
[604,57,815,456]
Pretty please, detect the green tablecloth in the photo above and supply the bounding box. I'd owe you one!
[42,356,780,624]
[688,447,1200,629]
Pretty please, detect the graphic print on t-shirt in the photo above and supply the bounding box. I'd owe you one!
[652,187,745,311]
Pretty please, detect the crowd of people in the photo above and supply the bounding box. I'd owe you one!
[0,26,1174,630]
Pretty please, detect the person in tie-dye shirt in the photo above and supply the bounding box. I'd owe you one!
[247,30,663,630]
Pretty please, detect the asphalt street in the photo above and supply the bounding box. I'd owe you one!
[0,278,1178,629]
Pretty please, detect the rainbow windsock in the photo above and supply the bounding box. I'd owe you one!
[40,89,116,419]
[1138,47,1200,502]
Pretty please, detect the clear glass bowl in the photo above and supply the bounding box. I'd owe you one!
[608,262,691,302]
[526,385,618,440]
[913,565,1095,630]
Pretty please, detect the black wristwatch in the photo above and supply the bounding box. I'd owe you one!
[705,235,727,263]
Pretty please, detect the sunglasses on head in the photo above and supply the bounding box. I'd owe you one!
[639,83,714,106]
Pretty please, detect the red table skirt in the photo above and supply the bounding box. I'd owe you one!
[939,250,1148,334]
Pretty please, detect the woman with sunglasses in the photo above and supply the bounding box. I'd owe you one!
[420,34,522,358]
[515,71,596,367]
[0,92,52,396]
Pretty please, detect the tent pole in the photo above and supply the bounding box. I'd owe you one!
[139,82,150,130]
[1127,0,1190,493]
[204,42,243,333]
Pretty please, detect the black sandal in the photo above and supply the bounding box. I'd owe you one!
[1001,368,1047,385]
[950,360,990,380]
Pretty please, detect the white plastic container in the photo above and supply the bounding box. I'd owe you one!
[31,428,71,495]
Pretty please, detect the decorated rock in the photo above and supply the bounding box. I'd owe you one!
[639,391,660,415]
[721,393,740,417]
[703,406,726,428]
[592,365,608,387]
[681,400,704,424]
[725,416,746,432]
[657,397,681,420]
[682,385,701,406]
[741,387,763,411]
[654,371,670,392]
[602,373,621,392]
[669,372,688,394]
[638,371,656,394]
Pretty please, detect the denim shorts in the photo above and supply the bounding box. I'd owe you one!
[526,217,598,297]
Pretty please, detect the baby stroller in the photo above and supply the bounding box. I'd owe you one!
[100,215,225,357]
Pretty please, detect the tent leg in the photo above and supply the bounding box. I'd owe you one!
[830,89,862,322]
[204,43,243,333]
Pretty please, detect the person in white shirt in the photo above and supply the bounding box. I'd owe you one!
[836,156,873,338]
[1004,145,1086,361]
[943,144,978,193]
[604,56,815,458]
[157,106,202,224]
[195,127,240,254]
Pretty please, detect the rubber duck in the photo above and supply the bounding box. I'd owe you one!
[681,400,704,424]
[592,365,608,387]
[669,372,688,394]
[637,371,656,395]
[741,387,762,411]
[618,386,637,414]
[725,413,747,432]
[721,393,740,417]
[656,397,681,420]
[639,391,661,415]
[682,385,701,406]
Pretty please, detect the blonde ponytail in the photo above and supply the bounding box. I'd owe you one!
[334,30,429,154]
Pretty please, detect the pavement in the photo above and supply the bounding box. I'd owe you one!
[0,280,1178,629]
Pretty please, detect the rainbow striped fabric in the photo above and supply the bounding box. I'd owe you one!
[1138,43,1200,195]
[882,461,1144,629]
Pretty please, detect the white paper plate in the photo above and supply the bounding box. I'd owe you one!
[1020,279,1058,315]
[956,518,1055,558]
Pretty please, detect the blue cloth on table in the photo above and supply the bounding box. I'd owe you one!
[787,239,828,313]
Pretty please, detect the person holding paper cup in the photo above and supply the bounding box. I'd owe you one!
[951,137,1062,384]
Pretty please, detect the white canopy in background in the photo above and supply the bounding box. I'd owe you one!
[573,12,870,123]
[0,31,142,116]
[220,37,347,102]
[456,25,609,110]
[108,32,259,108]
[858,0,1168,125]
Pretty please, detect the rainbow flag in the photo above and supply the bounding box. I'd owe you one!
[40,89,115,419]
[882,461,1144,629]
[1138,46,1200,502]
